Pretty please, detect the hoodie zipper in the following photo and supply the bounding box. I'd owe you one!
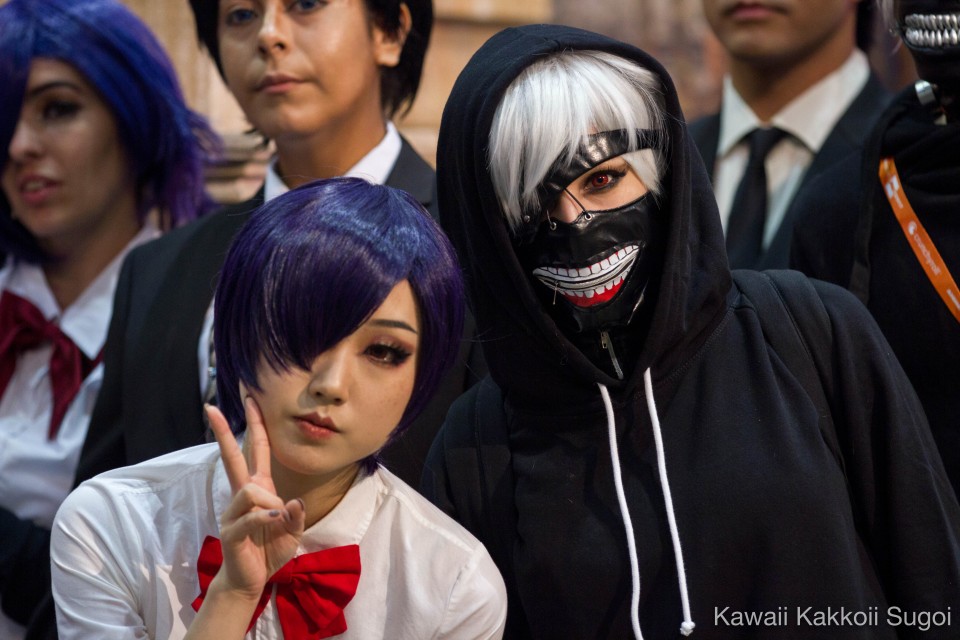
[600,330,625,380]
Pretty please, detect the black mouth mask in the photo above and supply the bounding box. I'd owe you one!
[516,192,666,335]
[513,129,667,336]
[896,1,960,98]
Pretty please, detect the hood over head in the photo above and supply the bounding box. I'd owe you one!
[437,24,731,411]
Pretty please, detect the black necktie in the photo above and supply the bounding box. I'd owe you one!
[725,127,787,269]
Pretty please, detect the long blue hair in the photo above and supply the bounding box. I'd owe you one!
[0,0,220,261]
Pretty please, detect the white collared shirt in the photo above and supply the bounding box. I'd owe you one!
[198,123,403,398]
[51,443,507,639]
[712,50,870,247]
[0,223,160,528]
[0,224,159,640]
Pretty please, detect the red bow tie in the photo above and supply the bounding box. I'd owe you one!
[0,290,102,439]
[192,536,362,639]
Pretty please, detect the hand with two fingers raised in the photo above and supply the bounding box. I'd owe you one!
[185,397,306,639]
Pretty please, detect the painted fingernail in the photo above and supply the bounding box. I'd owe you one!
[268,509,281,518]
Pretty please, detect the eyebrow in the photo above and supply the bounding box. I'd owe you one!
[368,318,418,334]
[25,81,84,100]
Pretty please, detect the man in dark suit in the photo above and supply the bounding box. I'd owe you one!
[79,0,483,490]
[690,0,890,269]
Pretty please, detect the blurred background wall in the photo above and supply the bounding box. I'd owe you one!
[6,0,918,202]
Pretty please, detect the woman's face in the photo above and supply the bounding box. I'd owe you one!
[248,280,420,484]
[517,146,665,335]
[2,59,137,257]
[549,155,649,223]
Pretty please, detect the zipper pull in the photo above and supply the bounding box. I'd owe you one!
[600,330,625,380]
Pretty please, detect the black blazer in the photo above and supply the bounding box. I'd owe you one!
[79,138,484,489]
[688,73,891,269]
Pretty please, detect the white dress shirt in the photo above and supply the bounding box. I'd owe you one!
[0,223,159,640]
[51,443,507,639]
[197,123,404,399]
[712,50,870,247]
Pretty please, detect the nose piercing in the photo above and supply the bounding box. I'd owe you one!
[562,187,588,218]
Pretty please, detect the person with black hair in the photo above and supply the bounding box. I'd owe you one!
[81,0,482,495]
[691,0,891,269]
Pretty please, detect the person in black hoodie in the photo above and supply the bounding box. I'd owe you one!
[790,0,960,500]
[424,23,960,639]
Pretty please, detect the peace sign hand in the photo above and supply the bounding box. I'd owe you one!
[205,397,306,601]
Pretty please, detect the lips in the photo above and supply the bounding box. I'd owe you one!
[295,413,339,438]
[255,73,303,93]
[903,13,960,49]
[726,1,781,19]
[15,175,60,206]
[531,245,638,308]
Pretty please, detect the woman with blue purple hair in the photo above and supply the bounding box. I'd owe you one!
[50,177,506,639]
[0,0,218,635]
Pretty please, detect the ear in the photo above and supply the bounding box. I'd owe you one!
[372,3,411,68]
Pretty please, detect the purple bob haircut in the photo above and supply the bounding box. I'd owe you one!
[214,177,465,473]
[0,0,220,262]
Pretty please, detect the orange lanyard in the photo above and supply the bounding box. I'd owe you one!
[879,157,960,326]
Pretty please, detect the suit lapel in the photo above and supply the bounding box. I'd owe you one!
[155,189,264,443]
[386,137,437,217]
[759,74,891,268]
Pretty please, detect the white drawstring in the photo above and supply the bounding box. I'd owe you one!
[598,382,643,640]
[643,368,695,636]
[598,370,695,640]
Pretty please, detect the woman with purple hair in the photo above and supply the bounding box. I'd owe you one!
[49,177,506,639]
[0,0,218,636]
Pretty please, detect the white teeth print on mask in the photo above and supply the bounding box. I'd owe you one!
[531,246,638,308]
[904,13,960,48]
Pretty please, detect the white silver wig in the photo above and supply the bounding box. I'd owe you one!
[488,50,667,234]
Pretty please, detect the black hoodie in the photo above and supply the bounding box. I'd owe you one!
[429,24,960,638]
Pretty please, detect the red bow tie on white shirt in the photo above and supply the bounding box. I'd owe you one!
[192,536,362,639]
[0,290,102,439]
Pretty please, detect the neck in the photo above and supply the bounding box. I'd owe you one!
[41,217,140,311]
[273,118,388,190]
[272,460,361,529]
[729,39,855,122]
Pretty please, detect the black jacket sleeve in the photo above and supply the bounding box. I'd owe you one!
[814,280,960,620]
[0,507,51,626]
[72,251,135,486]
